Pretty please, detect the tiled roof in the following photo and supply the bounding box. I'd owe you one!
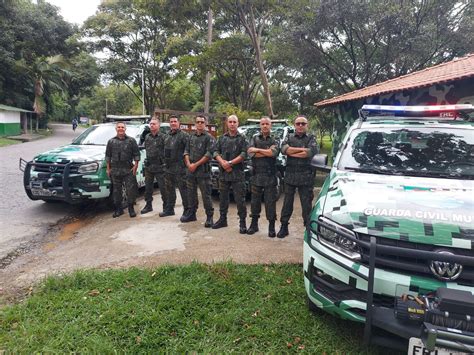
[315,54,474,108]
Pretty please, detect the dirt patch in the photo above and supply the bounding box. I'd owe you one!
[0,190,316,305]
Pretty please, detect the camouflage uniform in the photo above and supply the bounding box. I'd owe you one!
[184,131,215,217]
[105,135,140,206]
[143,131,167,208]
[280,132,319,226]
[163,129,189,213]
[214,132,248,220]
[248,133,280,222]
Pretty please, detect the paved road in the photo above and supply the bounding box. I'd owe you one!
[0,124,86,260]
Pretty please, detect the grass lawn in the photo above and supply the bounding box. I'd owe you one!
[0,263,374,353]
[0,138,21,147]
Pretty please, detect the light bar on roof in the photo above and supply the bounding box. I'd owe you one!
[361,104,474,112]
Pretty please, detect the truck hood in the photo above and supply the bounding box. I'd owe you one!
[321,171,473,247]
[34,144,105,163]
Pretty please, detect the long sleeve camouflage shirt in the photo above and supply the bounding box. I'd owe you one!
[184,131,215,178]
[105,135,140,175]
[144,131,166,173]
[213,132,248,182]
[164,129,188,175]
[281,132,319,185]
[248,133,280,186]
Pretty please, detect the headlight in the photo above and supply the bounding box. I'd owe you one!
[317,218,361,260]
[78,162,99,174]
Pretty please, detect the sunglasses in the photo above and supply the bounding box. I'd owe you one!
[295,122,307,126]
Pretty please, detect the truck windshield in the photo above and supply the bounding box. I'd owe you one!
[338,127,474,179]
[72,125,141,145]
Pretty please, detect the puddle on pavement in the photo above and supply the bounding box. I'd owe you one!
[58,219,84,241]
[110,221,187,256]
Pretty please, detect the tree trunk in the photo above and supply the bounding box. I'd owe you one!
[204,7,213,117]
[239,4,274,118]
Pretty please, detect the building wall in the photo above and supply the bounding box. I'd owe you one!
[329,77,474,155]
[0,110,21,136]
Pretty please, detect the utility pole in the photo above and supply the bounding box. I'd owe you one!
[133,68,145,115]
[204,7,213,118]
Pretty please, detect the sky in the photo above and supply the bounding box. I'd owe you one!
[45,0,101,25]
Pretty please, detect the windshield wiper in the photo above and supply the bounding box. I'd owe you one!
[343,166,393,175]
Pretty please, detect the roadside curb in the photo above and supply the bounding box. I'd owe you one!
[7,134,44,143]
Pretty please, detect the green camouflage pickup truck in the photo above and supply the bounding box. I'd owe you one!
[20,120,169,205]
[305,105,474,353]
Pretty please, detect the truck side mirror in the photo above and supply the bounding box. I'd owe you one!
[311,154,331,172]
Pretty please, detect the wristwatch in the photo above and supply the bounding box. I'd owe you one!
[228,160,233,166]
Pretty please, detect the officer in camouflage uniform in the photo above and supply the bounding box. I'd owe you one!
[277,115,319,238]
[212,114,248,234]
[140,117,167,215]
[247,117,280,237]
[160,115,189,219]
[182,115,215,226]
[105,121,140,218]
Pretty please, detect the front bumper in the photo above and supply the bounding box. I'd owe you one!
[304,219,474,351]
[20,158,109,204]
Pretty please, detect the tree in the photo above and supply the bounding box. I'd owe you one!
[0,0,75,109]
[26,56,70,116]
[82,0,206,114]
[284,0,474,95]
[183,34,262,111]
[215,0,287,118]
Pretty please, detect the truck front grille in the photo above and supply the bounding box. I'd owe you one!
[357,234,474,286]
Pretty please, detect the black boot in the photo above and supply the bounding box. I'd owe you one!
[128,204,136,218]
[239,219,247,234]
[212,215,227,229]
[204,214,213,228]
[112,207,124,218]
[277,223,289,238]
[180,210,197,223]
[159,209,175,217]
[246,218,259,235]
[268,220,276,238]
[141,202,153,214]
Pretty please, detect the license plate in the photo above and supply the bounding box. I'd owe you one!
[30,181,44,189]
[31,188,53,197]
[408,337,467,355]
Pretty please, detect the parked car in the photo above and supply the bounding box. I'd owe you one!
[20,120,169,205]
[305,104,474,352]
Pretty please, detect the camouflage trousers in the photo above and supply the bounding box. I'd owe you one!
[218,180,247,220]
[186,175,214,216]
[280,183,314,226]
[144,169,166,208]
[164,172,189,212]
[250,183,277,221]
[111,171,138,207]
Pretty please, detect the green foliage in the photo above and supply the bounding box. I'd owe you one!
[279,0,474,96]
[77,85,142,121]
[0,263,374,353]
[0,0,75,110]
[82,0,207,113]
[0,138,21,147]
[166,78,201,111]
[214,102,262,123]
